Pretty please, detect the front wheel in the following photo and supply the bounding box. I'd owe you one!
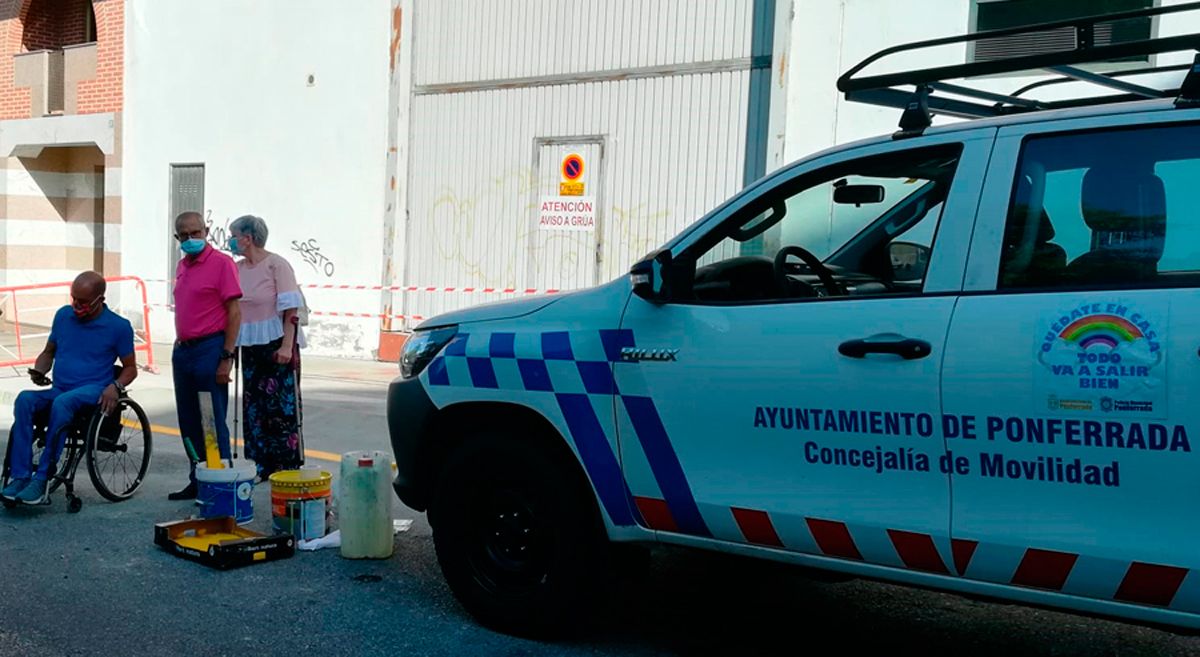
[430,435,609,637]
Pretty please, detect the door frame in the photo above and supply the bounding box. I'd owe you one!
[527,135,608,289]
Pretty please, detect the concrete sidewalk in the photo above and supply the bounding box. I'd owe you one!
[0,341,399,426]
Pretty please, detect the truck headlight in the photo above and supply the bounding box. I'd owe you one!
[400,326,458,379]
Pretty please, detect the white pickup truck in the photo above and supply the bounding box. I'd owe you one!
[389,4,1200,637]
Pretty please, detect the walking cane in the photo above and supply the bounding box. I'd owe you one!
[293,316,306,465]
[232,347,240,466]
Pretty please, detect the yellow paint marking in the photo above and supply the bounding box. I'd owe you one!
[144,422,342,463]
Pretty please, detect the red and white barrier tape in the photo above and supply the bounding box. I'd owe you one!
[143,279,561,295]
[299,284,561,295]
[147,303,423,321]
[312,311,425,320]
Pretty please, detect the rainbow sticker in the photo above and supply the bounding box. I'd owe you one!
[1058,314,1144,350]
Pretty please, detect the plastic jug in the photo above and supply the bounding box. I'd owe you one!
[338,450,395,559]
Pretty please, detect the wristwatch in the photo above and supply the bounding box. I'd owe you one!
[220,350,236,361]
[113,380,126,394]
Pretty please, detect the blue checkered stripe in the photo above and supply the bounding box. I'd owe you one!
[426,329,627,395]
[426,329,710,537]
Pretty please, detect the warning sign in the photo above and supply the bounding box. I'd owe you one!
[559,181,584,196]
[561,154,584,181]
[538,195,596,232]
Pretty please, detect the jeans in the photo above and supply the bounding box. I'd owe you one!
[172,333,231,482]
[9,384,106,480]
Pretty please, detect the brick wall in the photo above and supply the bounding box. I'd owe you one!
[22,0,91,51]
[0,0,30,120]
[0,0,121,120]
[75,0,121,114]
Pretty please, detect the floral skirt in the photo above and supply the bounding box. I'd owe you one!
[241,338,302,477]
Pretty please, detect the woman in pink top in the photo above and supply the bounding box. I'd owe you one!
[228,215,305,481]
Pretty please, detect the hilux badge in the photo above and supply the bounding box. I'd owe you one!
[620,347,679,362]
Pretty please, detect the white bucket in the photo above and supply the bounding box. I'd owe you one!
[196,460,257,525]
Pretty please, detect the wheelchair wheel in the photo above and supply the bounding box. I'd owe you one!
[85,398,153,502]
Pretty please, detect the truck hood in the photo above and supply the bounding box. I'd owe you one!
[415,293,570,329]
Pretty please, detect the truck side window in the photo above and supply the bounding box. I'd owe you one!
[999,123,1200,290]
[681,144,962,303]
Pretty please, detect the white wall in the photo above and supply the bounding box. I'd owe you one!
[400,0,765,324]
[413,0,759,85]
[781,0,1200,166]
[123,0,391,358]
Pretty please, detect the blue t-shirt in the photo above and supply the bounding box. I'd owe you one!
[48,305,136,390]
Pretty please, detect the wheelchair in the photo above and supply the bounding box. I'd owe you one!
[2,369,153,513]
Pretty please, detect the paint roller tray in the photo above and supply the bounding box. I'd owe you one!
[155,517,295,570]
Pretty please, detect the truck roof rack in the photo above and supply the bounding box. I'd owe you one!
[837,1,1200,137]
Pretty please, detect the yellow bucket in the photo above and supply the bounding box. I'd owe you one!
[269,468,333,540]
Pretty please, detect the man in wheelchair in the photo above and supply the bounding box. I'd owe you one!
[1,272,137,505]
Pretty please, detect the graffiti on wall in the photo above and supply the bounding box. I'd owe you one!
[611,203,671,268]
[292,238,337,278]
[204,211,232,251]
[421,167,674,289]
[200,211,339,279]
[426,167,540,285]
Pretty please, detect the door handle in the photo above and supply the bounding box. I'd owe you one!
[838,336,932,360]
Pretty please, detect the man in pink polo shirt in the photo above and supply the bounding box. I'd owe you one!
[169,211,242,500]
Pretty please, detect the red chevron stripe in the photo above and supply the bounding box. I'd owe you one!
[806,518,863,560]
[951,539,979,576]
[731,508,784,548]
[1115,562,1189,607]
[888,530,949,574]
[633,496,678,532]
[1012,548,1078,591]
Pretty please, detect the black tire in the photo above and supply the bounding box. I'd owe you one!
[429,434,609,638]
[67,494,82,513]
[86,399,153,502]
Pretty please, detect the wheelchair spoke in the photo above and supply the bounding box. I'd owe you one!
[106,444,123,491]
[119,452,131,491]
[122,419,140,488]
[99,451,114,483]
[105,448,121,489]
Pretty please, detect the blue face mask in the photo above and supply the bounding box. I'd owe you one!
[181,239,206,256]
[228,236,242,255]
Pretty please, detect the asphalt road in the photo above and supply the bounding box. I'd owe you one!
[1,364,1198,656]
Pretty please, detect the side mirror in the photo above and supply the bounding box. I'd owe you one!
[833,183,885,207]
[888,241,931,282]
[631,249,674,303]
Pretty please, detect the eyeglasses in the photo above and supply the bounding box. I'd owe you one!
[175,228,205,241]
